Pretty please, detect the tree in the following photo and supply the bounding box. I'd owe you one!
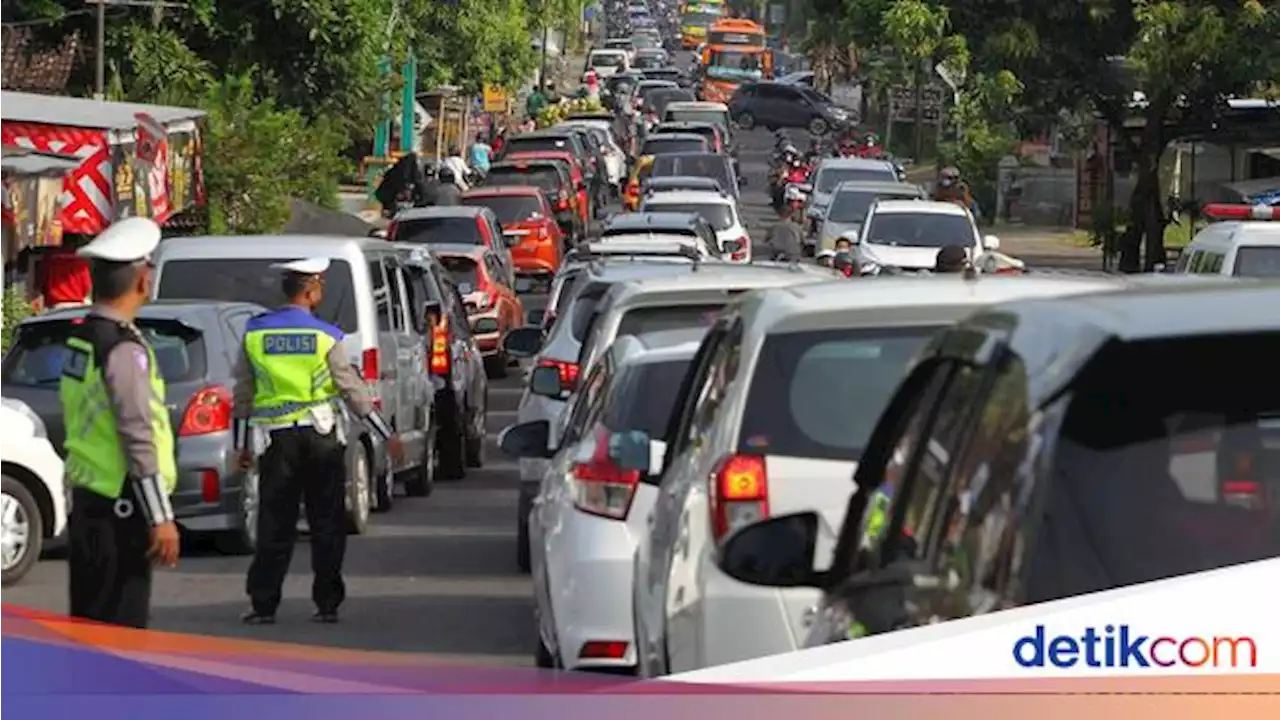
[880,0,967,162]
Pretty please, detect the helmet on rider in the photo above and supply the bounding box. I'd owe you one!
[938,166,961,188]
[934,244,969,273]
[438,166,456,184]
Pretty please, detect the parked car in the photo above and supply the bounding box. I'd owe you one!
[814,180,929,253]
[1174,203,1280,277]
[400,248,489,483]
[149,235,436,532]
[0,397,67,585]
[599,211,724,258]
[3,300,270,551]
[485,159,586,243]
[430,244,525,380]
[629,273,1143,676]
[713,279,1279,661]
[728,82,853,134]
[853,200,1001,273]
[501,336,703,670]
[650,152,741,200]
[388,205,518,284]
[806,157,903,224]
[462,185,565,282]
[640,189,751,262]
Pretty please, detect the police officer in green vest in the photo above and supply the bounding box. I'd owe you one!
[231,258,404,625]
[59,217,181,628]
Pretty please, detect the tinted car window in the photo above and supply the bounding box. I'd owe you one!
[828,189,919,222]
[570,283,611,341]
[865,213,974,249]
[485,166,563,194]
[664,110,730,133]
[641,202,734,231]
[370,259,393,331]
[462,194,546,224]
[641,137,709,156]
[815,167,898,193]
[615,304,724,337]
[590,53,627,68]
[652,154,732,192]
[1232,246,1280,278]
[646,90,695,116]
[505,137,574,155]
[738,327,939,460]
[395,216,483,245]
[4,318,207,386]
[1028,333,1280,601]
[155,258,358,332]
[603,358,694,437]
[437,255,479,289]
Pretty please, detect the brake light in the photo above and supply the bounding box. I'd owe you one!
[428,319,450,377]
[579,640,629,660]
[178,385,232,437]
[571,427,640,520]
[386,220,398,239]
[536,358,579,392]
[709,454,769,543]
[730,236,749,261]
[1202,203,1280,221]
[200,470,220,503]
[361,348,382,409]
[1221,451,1265,510]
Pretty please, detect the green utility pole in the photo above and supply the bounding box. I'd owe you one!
[374,57,393,158]
[401,54,417,153]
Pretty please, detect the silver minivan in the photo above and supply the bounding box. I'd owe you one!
[150,235,438,533]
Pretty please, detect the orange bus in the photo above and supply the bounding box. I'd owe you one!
[698,20,772,103]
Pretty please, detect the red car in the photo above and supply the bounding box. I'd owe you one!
[503,150,592,231]
[462,186,564,281]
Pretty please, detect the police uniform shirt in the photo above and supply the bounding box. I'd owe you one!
[230,306,391,441]
[91,305,168,483]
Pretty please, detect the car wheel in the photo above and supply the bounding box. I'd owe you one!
[1,475,44,586]
[372,461,395,513]
[344,444,371,535]
[735,111,755,130]
[484,352,508,380]
[436,394,468,481]
[808,116,829,135]
[465,393,486,468]
[404,427,436,498]
[215,472,258,555]
[535,628,556,668]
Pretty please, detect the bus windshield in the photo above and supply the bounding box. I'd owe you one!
[707,50,764,80]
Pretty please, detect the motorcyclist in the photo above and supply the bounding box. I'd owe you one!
[763,207,806,262]
[442,144,471,191]
[434,166,464,206]
[376,152,433,216]
[934,244,970,273]
[933,166,974,208]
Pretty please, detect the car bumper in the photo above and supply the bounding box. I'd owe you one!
[545,510,640,670]
[14,439,67,537]
[513,256,558,276]
[687,558,823,669]
[171,431,246,533]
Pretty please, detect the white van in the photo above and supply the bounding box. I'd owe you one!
[1174,203,1280,278]
[586,49,630,79]
[150,235,440,529]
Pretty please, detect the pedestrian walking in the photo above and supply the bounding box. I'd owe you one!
[232,258,404,625]
[60,217,180,629]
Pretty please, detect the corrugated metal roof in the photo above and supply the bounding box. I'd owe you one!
[1,148,80,176]
[1,91,205,130]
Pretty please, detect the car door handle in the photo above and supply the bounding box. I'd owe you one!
[801,605,818,628]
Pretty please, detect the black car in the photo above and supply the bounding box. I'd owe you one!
[716,280,1280,650]
[728,81,854,135]
[641,67,689,87]
[650,152,740,198]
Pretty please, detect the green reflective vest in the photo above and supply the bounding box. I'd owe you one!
[243,326,341,426]
[60,327,176,500]
[859,489,892,549]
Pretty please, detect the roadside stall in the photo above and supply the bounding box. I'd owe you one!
[1,91,207,303]
[2,147,80,266]
[418,87,472,161]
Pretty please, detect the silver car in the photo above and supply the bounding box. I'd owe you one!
[815,180,928,252]
[806,157,901,225]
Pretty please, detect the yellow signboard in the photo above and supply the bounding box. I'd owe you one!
[482,84,507,113]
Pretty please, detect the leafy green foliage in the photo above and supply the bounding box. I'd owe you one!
[2,287,34,356]
[938,70,1024,214]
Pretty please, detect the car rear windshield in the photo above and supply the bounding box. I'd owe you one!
[642,202,733,231]
[1027,332,1280,601]
[505,137,574,155]
[3,318,207,387]
[437,255,479,288]
[1232,246,1280,278]
[486,167,562,193]
[462,194,546,224]
[647,91,694,115]
[156,258,358,332]
[642,137,707,156]
[395,216,483,245]
[828,190,917,222]
[591,53,626,68]
[616,304,724,337]
[664,110,729,132]
[865,213,974,249]
[815,167,898,193]
[738,326,938,460]
[603,358,694,437]
[652,155,732,190]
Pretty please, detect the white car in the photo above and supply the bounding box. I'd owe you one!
[631,274,1135,676]
[1173,203,1280,277]
[851,199,1001,272]
[505,336,701,670]
[1,397,67,586]
[589,48,632,78]
[556,120,628,191]
[639,189,751,263]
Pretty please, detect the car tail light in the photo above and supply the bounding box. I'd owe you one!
[178,385,232,437]
[579,640,629,660]
[1221,450,1265,510]
[386,220,399,239]
[1202,203,1280,221]
[361,348,382,409]
[428,319,450,377]
[709,454,769,543]
[536,358,579,392]
[730,236,749,261]
[200,470,220,503]
[571,427,640,520]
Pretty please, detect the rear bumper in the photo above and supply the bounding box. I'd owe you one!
[547,511,640,670]
[513,256,558,276]
[171,430,245,532]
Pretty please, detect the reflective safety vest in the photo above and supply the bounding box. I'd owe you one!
[243,323,341,426]
[859,488,892,549]
[60,317,177,499]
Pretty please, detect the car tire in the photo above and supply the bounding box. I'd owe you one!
[535,629,556,668]
[215,473,258,555]
[484,352,508,380]
[808,117,829,135]
[403,427,436,498]
[344,444,372,535]
[372,462,395,513]
[436,394,468,481]
[735,111,755,130]
[1,475,44,586]
[465,393,486,469]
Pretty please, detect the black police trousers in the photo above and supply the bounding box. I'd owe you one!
[68,487,153,628]
[245,426,348,615]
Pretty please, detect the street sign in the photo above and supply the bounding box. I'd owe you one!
[935,61,964,94]
[889,84,945,123]
[482,85,508,113]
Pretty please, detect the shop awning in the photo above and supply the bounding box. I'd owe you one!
[1,147,81,177]
[1,91,205,132]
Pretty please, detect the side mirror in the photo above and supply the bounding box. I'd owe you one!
[529,364,566,398]
[608,430,652,474]
[502,326,544,358]
[497,420,555,459]
[514,277,535,294]
[718,512,826,589]
[983,234,1001,250]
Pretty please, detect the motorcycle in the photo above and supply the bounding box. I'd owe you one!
[784,182,811,216]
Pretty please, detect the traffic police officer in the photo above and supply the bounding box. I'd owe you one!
[231,258,404,625]
[60,217,181,628]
